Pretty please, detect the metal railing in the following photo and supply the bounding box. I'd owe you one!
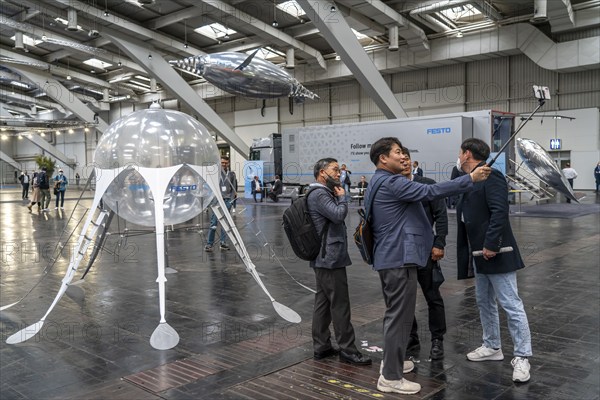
[507,159,554,201]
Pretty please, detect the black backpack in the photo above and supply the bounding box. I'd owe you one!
[38,172,50,189]
[354,176,388,265]
[283,187,329,261]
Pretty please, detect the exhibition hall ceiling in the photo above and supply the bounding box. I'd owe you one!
[0,0,596,127]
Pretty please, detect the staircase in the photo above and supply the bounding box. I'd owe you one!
[507,160,554,204]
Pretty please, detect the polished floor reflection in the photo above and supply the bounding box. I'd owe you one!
[1,187,599,399]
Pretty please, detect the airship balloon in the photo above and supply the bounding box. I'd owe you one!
[3,104,300,350]
[516,138,579,203]
[173,50,318,102]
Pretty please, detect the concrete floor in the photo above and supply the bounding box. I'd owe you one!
[1,186,599,399]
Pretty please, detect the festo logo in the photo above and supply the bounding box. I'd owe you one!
[426,127,452,134]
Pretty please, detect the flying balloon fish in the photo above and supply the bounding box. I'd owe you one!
[172,49,319,115]
[2,104,301,350]
[516,138,583,203]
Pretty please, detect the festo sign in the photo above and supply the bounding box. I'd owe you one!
[426,127,452,135]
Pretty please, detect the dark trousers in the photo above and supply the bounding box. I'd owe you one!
[411,259,446,341]
[379,266,418,380]
[268,192,280,202]
[567,178,574,203]
[312,267,358,354]
[252,190,263,202]
[22,183,29,198]
[55,190,65,207]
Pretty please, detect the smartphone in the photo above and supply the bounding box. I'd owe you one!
[533,85,551,100]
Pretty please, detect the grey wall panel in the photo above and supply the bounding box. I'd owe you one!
[427,64,466,89]
[509,55,559,113]
[466,58,509,105]
[559,70,600,110]
[557,27,600,42]
[278,101,305,123]
[331,82,360,118]
[332,116,360,124]
[466,101,509,112]
[303,86,331,120]
[390,70,428,93]
[214,98,234,114]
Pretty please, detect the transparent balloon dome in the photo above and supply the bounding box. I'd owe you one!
[93,105,220,226]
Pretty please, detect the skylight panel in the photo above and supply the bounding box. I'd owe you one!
[246,47,283,60]
[277,0,306,18]
[440,5,482,22]
[195,23,237,40]
[83,58,113,70]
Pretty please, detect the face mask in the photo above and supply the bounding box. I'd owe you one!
[324,174,341,191]
[456,157,463,171]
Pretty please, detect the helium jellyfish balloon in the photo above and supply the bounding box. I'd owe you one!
[3,104,300,351]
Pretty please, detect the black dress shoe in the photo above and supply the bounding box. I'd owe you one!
[339,350,372,366]
[314,347,339,360]
[430,339,444,360]
[407,336,421,352]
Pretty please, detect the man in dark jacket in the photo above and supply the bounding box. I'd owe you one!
[38,167,51,212]
[307,158,371,367]
[366,137,491,395]
[400,148,447,360]
[268,175,283,202]
[456,138,532,383]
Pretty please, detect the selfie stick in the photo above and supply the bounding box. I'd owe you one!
[487,86,549,168]
[472,246,514,257]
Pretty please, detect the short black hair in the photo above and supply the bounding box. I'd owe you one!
[221,156,230,161]
[370,137,403,166]
[313,158,337,179]
[461,138,490,162]
[401,147,411,158]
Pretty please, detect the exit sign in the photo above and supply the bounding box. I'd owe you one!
[550,138,561,150]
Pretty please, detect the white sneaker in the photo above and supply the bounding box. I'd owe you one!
[60,207,64,209]
[54,207,58,210]
[511,357,531,383]
[467,345,504,361]
[377,375,421,394]
[232,209,236,213]
[380,360,414,374]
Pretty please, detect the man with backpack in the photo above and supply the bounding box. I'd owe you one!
[306,158,371,366]
[37,167,51,212]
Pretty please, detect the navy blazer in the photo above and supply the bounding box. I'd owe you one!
[367,169,473,270]
[456,169,525,279]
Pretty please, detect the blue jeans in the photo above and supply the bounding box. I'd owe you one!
[474,267,532,357]
[207,198,232,246]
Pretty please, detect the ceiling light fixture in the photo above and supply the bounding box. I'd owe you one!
[148,53,152,60]
[456,31,464,38]
[330,5,336,12]
[104,0,109,17]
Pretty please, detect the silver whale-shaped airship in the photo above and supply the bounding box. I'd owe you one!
[516,138,579,203]
[173,50,318,102]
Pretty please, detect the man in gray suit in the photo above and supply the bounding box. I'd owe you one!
[307,158,371,366]
[366,137,491,395]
